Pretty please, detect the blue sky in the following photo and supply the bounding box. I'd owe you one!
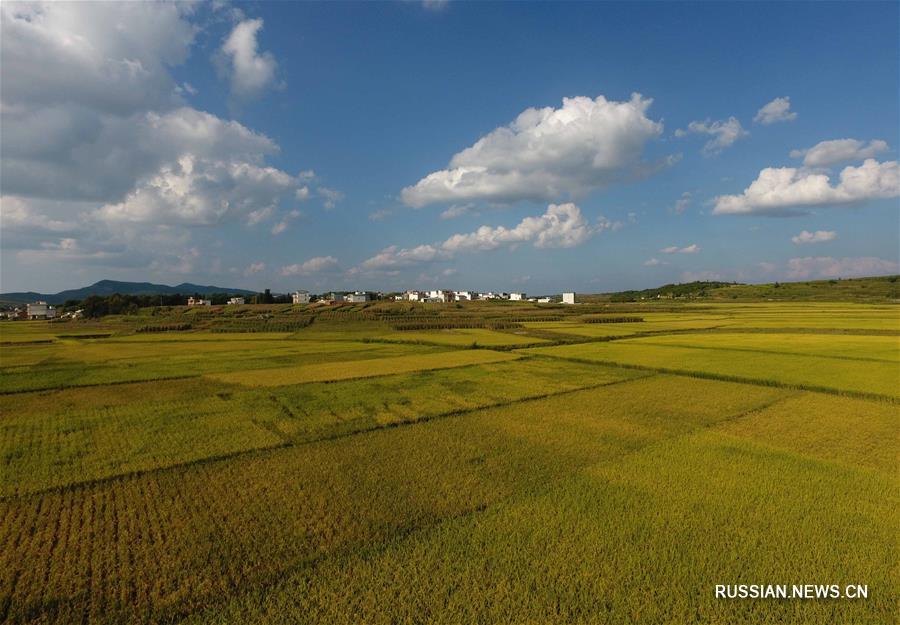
[2,1,898,294]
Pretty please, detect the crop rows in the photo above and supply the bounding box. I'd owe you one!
[0,376,790,625]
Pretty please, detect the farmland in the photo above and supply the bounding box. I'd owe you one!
[0,297,897,624]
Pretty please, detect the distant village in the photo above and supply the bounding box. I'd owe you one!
[189,289,577,306]
[5,290,578,320]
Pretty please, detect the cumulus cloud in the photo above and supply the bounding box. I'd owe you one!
[786,256,898,279]
[791,230,836,245]
[442,203,594,252]
[643,258,666,267]
[217,18,279,100]
[401,94,667,207]
[243,261,266,276]
[280,256,339,276]
[753,97,797,125]
[271,209,302,235]
[675,117,748,156]
[790,139,889,168]
[713,159,900,215]
[0,2,323,287]
[673,191,691,215]
[360,203,603,271]
[660,244,700,254]
[360,245,449,270]
[319,187,344,210]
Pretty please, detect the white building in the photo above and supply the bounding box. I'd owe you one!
[187,297,211,306]
[427,289,454,303]
[509,292,525,301]
[345,291,373,303]
[292,290,310,304]
[454,290,476,301]
[27,301,57,319]
[404,290,423,302]
[227,297,245,305]
[562,292,576,305]
[537,297,552,303]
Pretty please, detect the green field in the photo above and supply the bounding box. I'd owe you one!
[0,300,897,624]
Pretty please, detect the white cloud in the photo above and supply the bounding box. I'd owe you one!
[0,2,327,287]
[1,2,194,116]
[361,245,448,270]
[360,203,601,271]
[243,261,266,276]
[790,139,889,168]
[786,256,899,279]
[0,196,77,233]
[319,187,344,210]
[675,117,748,156]
[791,230,836,245]
[295,186,311,201]
[673,191,691,215]
[95,147,297,226]
[713,159,899,215]
[271,209,302,235]
[401,94,667,207]
[440,204,478,220]
[442,203,594,252]
[422,0,450,10]
[280,256,339,276]
[218,19,279,100]
[660,244,700,254]
[643,258,665,267]
[753,97,797,125]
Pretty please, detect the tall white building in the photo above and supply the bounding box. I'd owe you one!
[292,290,310,304]
[562,292,576,305]
[509,292,525,301]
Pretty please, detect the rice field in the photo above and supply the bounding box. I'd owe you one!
[0,301,896,624]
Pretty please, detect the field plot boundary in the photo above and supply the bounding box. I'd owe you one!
[205,350,522,387]
[167,387,802,625]
[624,338,899,364]
[0,368,655,504]
[522,353,900,404]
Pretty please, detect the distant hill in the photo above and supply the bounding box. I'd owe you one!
[0,280,257,305]
[586,276,900,303]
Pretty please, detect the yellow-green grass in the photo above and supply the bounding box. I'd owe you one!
[521,341,900,398]
[268,358,646,441]
[206,349,521,386]
[0,359,641,497]
[375,327,548,346]
[0,376,787,625]
[0,341,443,393]
[0,380,286,497]
[208,426,894,625]
[716,392,897,472]
[631,331,900,362]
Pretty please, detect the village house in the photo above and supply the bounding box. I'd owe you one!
[227,297,245,305]
[509,292,525,301]
[292,290,310,304]
[454,290,476,301]
[26,301,57,320]
[187,297,211,306]
[562,292,576,305]
[345,291,374,303]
